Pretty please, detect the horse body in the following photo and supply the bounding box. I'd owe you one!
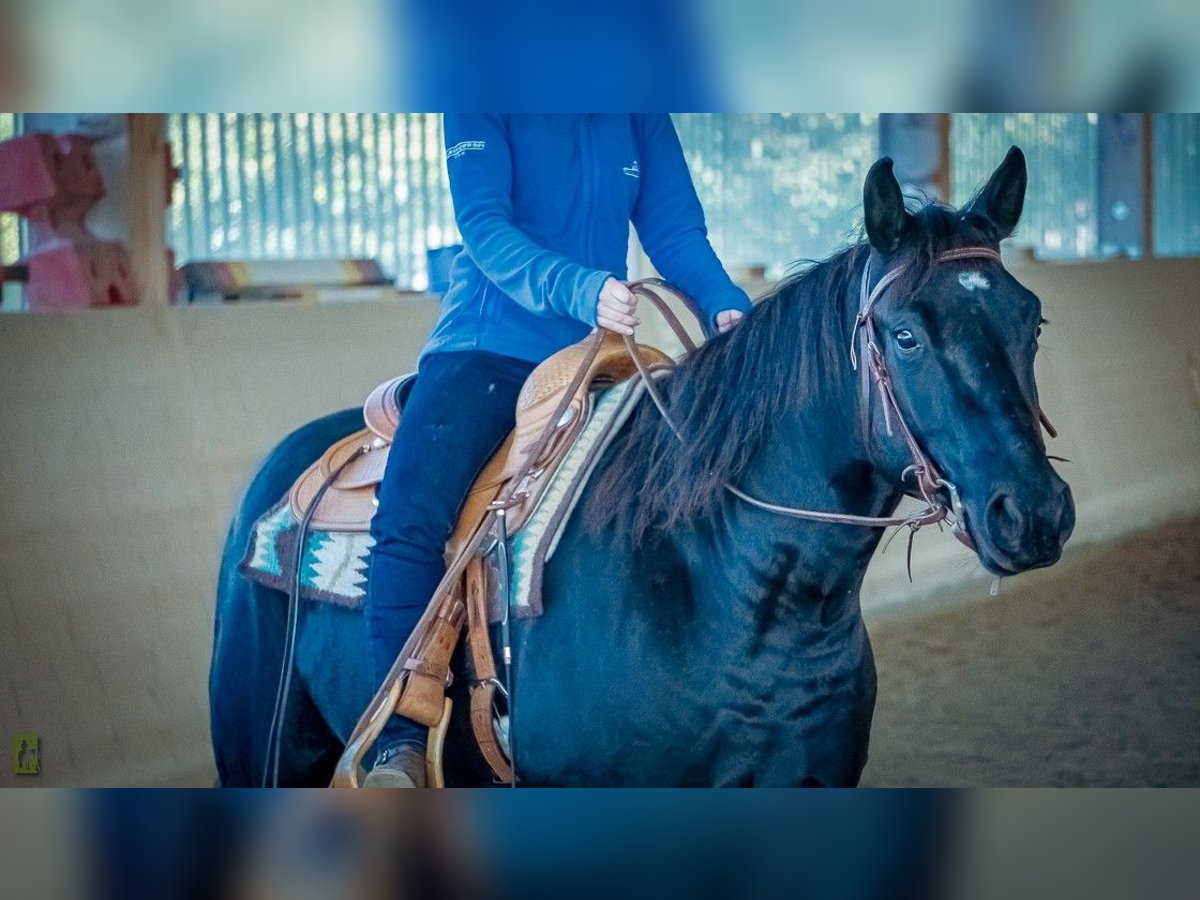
[516,514,884,786]
[210,409,368,786]
[508,368,898,786]
[211,147,1075,786]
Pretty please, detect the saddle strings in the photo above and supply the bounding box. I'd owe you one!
[263,442,370,787]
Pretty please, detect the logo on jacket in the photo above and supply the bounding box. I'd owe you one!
[623,160,640,179]
[446,140,486,160]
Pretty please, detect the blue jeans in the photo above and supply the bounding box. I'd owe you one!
[365,349,537,752]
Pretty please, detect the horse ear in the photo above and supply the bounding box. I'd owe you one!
[964,145,1027,240]
[863,157,911,255]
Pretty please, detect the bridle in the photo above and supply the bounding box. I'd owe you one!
[623,248,1057,553]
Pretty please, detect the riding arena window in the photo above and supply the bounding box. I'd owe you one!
[168,113,459,291]
[1152,113,1200,257]
[2,113,1198,315]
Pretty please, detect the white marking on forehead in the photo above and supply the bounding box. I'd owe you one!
[958,271,990,292]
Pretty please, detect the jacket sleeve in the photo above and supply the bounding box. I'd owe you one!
[443,114,611,325]
[630,115,752,332]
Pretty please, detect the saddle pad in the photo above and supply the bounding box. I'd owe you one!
[240,375,652,615]
[239,501,374,607]
[504,376,649,620]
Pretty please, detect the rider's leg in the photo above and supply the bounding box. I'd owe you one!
[364,349,536,761]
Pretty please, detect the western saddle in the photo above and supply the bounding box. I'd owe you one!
[301,285,695,787]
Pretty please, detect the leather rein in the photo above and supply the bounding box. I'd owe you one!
[623,249,1055,546]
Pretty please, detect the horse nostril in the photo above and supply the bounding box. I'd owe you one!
[986,491,1023,535]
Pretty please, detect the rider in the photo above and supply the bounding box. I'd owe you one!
[364,114,751,786]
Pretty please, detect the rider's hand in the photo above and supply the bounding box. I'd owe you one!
[596,277,639,335]
[715,309,745,334]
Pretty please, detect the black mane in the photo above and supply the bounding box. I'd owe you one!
[590,202,996,543]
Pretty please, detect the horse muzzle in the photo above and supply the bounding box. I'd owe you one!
[964,475,1075,575]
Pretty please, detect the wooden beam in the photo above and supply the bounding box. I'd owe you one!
[1097,113,1151,258]
[126,114,170,307]
[935,113,952,202]
[878,114,951,202]
[1142,113,1154,258]
[0,19,29,110]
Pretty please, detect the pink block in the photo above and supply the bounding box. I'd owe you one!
[23,239,139,312]
[0,133,105,216]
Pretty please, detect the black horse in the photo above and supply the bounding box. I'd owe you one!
[210,147,1075,786]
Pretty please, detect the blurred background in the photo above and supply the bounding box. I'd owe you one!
[0,6,1196,900]
[1,790,1198,899]
[1,0,1197,894]
[2,0,1199,109]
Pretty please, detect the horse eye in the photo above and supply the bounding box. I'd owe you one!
[894,329,919,351]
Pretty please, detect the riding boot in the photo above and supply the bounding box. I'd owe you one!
[363,741,427,788]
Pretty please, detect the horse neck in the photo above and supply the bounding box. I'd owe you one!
[739,256,891,519]
[699,258,902,613]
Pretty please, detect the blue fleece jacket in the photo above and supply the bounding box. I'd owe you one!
[423,114,752,364]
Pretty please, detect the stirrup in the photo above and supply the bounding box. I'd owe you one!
[424,698,451,788]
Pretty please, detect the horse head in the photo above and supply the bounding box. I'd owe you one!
[861,146,1075,574]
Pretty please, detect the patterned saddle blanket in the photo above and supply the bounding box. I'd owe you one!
[239,375,648,618]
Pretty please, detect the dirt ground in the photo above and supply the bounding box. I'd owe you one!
[860,516,1200,787]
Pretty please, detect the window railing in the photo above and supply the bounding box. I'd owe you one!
[953,114,1100,260]
[165,113,1200,293]
[674,113,879,281]
[7,113,1195,312]
[168,114,459,290]
[1153,114,1200,257]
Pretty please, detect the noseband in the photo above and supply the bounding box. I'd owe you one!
[624,247,1056,553]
